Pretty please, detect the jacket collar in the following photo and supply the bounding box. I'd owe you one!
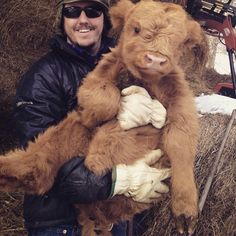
[50,34,115,66]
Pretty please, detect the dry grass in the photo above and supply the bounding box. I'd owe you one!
[0,0,56,113]
[0,1,56,234]
[0,193,25,236]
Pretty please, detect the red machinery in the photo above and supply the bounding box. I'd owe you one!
[186,0,236,98]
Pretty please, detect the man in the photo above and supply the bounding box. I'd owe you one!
[14,0,170,235]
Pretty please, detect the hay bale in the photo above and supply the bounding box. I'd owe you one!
[0,193,25,236]
[143,113,236,236]
[0,1,57,235]
[0,0,57,154]
[203,68,232,92]
[0,0,56,111]
[0,0,56,51]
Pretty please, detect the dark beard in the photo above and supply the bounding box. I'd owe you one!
[66,34,101,56]
[77,42,96,51]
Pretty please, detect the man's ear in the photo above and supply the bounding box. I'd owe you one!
[184,19,205,49]
[109,0,134,31]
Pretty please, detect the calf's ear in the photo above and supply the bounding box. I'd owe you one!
[109,0,134,31]
[184,19,205,49]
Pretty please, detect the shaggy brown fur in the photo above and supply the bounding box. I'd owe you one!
[0,0,205,235]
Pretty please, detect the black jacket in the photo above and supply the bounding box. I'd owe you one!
[14,35,114,229]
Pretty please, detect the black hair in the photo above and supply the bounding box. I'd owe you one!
[102,10,112,37]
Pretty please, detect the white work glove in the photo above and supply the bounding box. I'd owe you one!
[110,149,171,203]
[117,85,167,130]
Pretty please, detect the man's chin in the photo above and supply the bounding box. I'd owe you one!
[73,38,96,49]
[78,43,95,50]
[67,36,101,55]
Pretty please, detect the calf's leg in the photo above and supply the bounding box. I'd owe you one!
[0,111,90,194]
[163,104,199,233]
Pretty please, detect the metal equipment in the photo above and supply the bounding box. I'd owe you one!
[187,0,236,97]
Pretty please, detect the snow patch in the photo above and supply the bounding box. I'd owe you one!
[195,94,236,115]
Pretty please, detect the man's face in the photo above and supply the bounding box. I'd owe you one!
[63,1,104,55]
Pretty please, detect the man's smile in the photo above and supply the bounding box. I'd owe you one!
[77,29,91,33]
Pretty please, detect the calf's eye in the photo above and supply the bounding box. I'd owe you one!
[134,27,140,34]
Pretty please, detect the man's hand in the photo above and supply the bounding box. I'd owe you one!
[110,149,171,203]
[117,85,166,130]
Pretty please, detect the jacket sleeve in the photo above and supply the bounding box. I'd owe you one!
[54,156,112,204]
[14,57,112,203]
[14,59,68,146]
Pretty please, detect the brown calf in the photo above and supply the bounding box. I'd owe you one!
[0,0,204,235]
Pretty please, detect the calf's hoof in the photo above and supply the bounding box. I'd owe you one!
[172,191,198,235]
[175,214,198,235]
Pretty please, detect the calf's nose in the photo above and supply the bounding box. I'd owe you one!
[145,54,167,69]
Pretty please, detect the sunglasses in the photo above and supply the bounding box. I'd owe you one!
[62,6,103,19]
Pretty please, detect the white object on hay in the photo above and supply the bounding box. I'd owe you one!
[195,94,236,115]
